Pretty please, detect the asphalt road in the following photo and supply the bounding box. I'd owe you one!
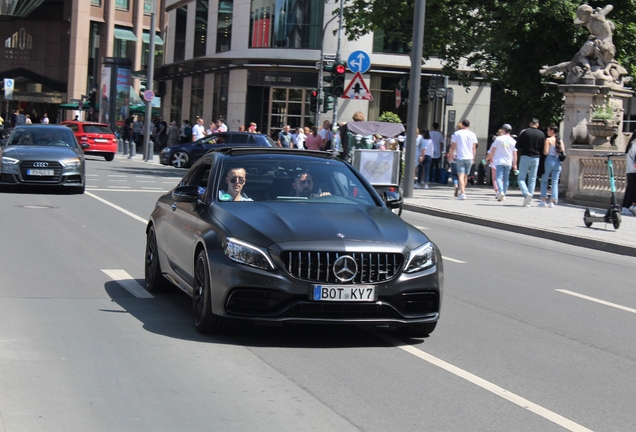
[0,157,634,431]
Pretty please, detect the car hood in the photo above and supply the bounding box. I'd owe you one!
[2,145,81,160]
[211,202,428,249]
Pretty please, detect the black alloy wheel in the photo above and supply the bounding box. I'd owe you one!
[145,225,170,292]
[193,250,227,334]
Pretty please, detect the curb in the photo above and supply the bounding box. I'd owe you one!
[402,203,636,258]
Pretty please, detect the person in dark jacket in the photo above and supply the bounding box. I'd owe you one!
[516,118,545,206]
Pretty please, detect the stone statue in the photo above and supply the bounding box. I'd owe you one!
[540,4,629,85]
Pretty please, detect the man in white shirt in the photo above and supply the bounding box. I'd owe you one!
[192,118,207,141]
[487,124,517,201]
[215,119,228,132]
[319,120,331,150]
[430,122,444,182]
[447,119,478,200]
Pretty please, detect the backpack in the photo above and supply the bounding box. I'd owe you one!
[184,125,192,136]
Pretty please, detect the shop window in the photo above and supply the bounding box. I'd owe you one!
[144,0,152,14]
[193,0,208,58]
[249,0,323,49]
[213,73,229,123]
[91,0,101,6]
[174,6,187,62]
[217,0,233,53]
[171,78,184,124]
[190,75,205,121]
[269,88,313,137]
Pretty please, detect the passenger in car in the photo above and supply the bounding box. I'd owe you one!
[218,167,253,201]
[292,171,331,198]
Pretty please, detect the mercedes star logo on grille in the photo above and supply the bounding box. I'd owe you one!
[33,162,49,167]
[333,255,358,282]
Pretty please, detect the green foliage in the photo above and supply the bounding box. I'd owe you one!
[591,103,615,120]
[341,0,635,130]
[378,111,402,123]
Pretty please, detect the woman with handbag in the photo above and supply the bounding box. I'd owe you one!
[538,125,565,207]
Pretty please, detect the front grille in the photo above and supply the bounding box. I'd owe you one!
[282,251,403,284]
[19,161,62,183]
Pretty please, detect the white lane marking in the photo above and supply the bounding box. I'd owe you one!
[86,192,147,223]
[442,256,465,264]
[371,330,593,432]
[102,269,153,299]
[86,189,168,193]
[86,174,99,177]
[556,289,636,314]
[136,180,156,183]
[163,181,178,184]
[142,187,164,190]
[415,225,428,230]
[108,179,128,182]
[108,174,128,177]
[164,177,182,180]
[108,186,131,189]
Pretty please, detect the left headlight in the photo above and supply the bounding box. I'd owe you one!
[222,237,276,271]
[404,242,436,273]
[2,156,19,164]
[60,157,81,167]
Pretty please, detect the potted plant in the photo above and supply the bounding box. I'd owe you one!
[588,100,619,147]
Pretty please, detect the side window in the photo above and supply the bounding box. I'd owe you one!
[65,124,78,132]
[185,162,212,198]
[230,134,249,144]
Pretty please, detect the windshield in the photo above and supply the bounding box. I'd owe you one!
[8,128,78,148]
[215,154,379,206]
[83,125,113,134]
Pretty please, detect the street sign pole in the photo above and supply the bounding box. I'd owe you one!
[404,0,426,198]
[317,16,337,127]
[143,0,156,161]
[332,0,345,129]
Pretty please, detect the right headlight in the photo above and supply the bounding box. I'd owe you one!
[222,237,275,271]
[404,242,436,273]
[2,156,19,165]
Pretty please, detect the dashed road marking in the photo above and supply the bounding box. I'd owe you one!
[142,187,164,190]
[108,186,131,189]
[86,192,147,223]
[370,329,593,432]
[102,269,153,299]
[442,256,465,264]
[556,289,636,314]
[108,174,128,177]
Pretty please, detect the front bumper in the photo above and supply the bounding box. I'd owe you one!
[0,161,84,187]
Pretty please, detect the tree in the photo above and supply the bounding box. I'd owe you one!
[341,0,635,131]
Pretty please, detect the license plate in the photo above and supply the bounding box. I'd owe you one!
[26,169,54,176]
[312,285,375,302]
[94,138,108,142]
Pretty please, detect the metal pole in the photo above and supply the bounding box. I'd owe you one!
[404,0,426,198]
[317,15,338,127]
[332,0,344,128]
[143,0,157,161]
[441,75,448,154]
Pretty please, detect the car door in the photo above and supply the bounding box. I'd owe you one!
[163,161,213,287]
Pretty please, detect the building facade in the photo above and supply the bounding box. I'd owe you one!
[0,0,166,124]
[157,0,492,148]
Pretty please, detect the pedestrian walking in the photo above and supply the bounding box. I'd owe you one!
[277,125,292,148]
[167,120,180,146]
[537,126,565,207]
[447,119,478,200]
[413,129,424,188]
[41,113,49,124]
[420,128,434,189]
[192,118,206,141]
[621,137,636,215]
[516,118,545,206]
[488,124,517,201]
[430,122,444,182]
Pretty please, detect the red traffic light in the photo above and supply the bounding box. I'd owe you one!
[335,64,346,74]
[311,90,318,97]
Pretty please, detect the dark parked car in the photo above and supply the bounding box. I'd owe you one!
[145,148,443,336]
[0,125,86,194]
[159,132,275,168]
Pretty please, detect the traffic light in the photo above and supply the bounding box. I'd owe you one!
[309,89,319,113]
[332,60,347,97]
[322,88,335,113]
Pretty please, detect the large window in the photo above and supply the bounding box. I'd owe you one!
[91,0,101,6]
[174,6,187,62]
[249,0,322,49]
[171,78,184,123]
[190,75,205,122]
[217,0,233,53]
[144,0,152,14]
[212,73,229,124]
[269,88,313,136]
[193,0,208,58]
[373,29,411,54]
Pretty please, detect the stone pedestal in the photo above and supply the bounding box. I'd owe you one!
[558,84,632,200]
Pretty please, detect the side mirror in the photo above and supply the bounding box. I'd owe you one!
[383,191,403,209]
[172,184,200,202]
[81,143,90,149]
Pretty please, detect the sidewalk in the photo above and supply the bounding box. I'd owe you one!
[404,184,636,257]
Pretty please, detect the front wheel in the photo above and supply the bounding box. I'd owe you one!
[145,225,171,292]
[395,322,437,338]
[171,151,189,168]
[104,153,115,162]
[193,251,227,334]
[612,210,621,230]
[583,209,593,228]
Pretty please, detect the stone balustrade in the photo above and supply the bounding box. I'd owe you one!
[565,149,626,205]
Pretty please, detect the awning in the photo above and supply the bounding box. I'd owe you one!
[142,33,164,45]
[59,102,91,110]
[114,28,138,42]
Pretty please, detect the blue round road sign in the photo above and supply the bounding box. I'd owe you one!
[347,50,371,74]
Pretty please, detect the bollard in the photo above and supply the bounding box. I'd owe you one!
[130,140,136,158]
[117,138,124,154]
[123,140,129,156]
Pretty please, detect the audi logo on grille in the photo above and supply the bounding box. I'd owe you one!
[33,162,49,167]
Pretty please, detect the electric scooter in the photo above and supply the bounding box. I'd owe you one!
[583,152,625,230]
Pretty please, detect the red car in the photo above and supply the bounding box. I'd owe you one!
[62,121,117,161]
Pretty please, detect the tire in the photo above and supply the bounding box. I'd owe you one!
[583,209,593,228]
[612,210,621,230]
[193,250,227,334]
[396,322,437,338]
[104,153,115,161]
[145,225,171,292]
[171,151,190,168]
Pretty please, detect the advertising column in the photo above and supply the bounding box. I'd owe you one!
[99,57,132,133]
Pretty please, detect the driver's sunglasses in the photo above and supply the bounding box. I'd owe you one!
[229,176,245,185]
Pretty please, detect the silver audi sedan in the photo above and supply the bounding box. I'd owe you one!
[0,125,86,194]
